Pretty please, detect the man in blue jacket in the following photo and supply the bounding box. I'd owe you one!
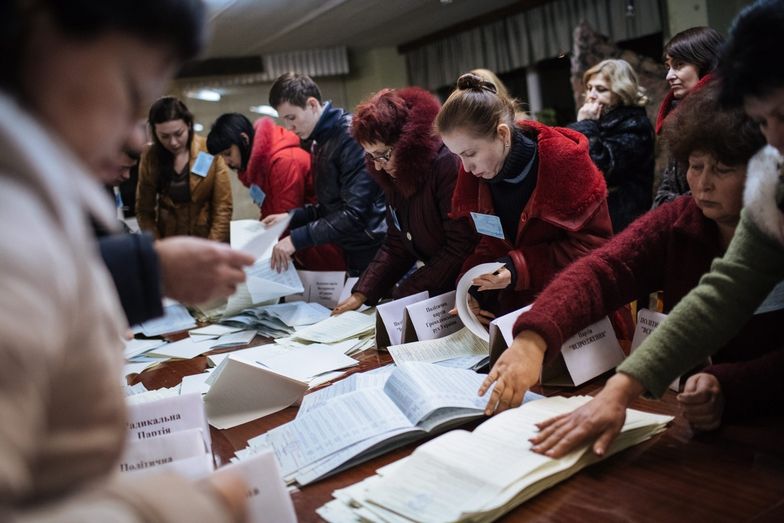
[264,73,386,276]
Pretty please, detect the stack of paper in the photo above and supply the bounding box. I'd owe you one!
[387,327,489,370]
[222,302,332,338]
[291,310,375,343]
[134,301,197,336]
[317,396,673,522]
[233,362,540,486]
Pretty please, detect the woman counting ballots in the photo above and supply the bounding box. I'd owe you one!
[333,87,477,313]
[436,72,614,320]
[479,83,781,423]
[568,59,655,233]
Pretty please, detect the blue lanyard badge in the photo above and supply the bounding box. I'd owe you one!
[191,151,214,177]
[470,212,505,239]
[249,184,266,207]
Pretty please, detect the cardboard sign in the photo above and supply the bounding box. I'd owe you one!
[401,291,461,343]
[119,427,209,477]
[631,308,680,391]
[289,270,346,308]
[375,291,429,350]
[212,450,297,523]
[125,393,211,451]
[488,305,532,364]
[540,316,625,387]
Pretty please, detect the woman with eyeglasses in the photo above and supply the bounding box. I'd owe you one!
[436,72,613,324]
[332,87,477,314]
[568,59,654,233]
[137,96,233,242]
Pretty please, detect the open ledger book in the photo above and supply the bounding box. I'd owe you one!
[317,395,673,523]
[238,362,541,486]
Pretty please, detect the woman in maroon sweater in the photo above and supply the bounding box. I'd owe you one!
[480,84,781,430]
[332,87,477,312]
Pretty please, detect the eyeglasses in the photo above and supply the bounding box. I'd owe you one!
[365,147,393,164]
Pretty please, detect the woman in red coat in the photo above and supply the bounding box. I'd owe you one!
[332,87,477,312]
[436,73,613,318]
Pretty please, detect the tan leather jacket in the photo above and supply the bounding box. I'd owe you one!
[137,134,232,242]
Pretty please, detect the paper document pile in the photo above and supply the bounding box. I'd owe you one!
[233,362,541,486]
[318,395,672,523]
[222,301,332,338]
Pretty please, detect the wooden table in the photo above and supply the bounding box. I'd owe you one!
[132,341,784,522]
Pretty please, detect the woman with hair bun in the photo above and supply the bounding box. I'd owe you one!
[569,59,654,232]
[436,72,614,323]
[333,87,477,313]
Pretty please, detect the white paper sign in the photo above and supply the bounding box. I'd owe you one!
[560,316,625,386]
[337,277,370,312]
[631,308,679,391]
[404,291,461,341]
[376,291,429,348]
[455,262,505,342]
[488,305,532,358]
[292,270,346,308]
[245,259,304,303]
[212,450,296,523]
[125,393,211,451]
[119,427,208,475]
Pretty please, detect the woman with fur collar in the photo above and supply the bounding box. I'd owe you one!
[437,72,613,320]
[333,87,477,312]
[531,0,784,460]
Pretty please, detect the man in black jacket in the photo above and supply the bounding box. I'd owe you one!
[264,73,386,276]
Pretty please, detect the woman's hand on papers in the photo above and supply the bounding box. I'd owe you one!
[261,213,288,227]
[156,237,254,304]
[472,267,511,291]
[466,295,495,326]
[530,372,644,458]
[199,472,249,522]
[678,373,724,432]
[479,331,546,415]
[270,236,296,272]
[332,292,366,315]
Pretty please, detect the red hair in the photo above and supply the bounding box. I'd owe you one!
[351,89,410,146]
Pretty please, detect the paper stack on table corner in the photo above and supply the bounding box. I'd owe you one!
[317,395,673,523]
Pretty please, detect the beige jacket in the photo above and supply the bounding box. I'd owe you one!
[0,95,232,522]
[137,134,232,242]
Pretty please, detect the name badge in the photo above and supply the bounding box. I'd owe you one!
[191,151,214,177]
[470,212,504,239]
[249,184,266,207]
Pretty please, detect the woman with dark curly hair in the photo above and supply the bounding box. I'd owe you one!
[569,59,654,233]
[332,87,477,313]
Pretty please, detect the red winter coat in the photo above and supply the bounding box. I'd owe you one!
[353,87,477,304]
[450,120,612,313]
[237,117,313,218]
[512,196,784,421]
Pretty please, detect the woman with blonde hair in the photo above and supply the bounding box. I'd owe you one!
[569,58,654,232]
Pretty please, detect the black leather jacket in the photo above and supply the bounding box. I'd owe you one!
[289,102,387,253]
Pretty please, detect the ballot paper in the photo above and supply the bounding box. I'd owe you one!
[208,329,257,350]
[246,363,530,486]
[455,262,505,342]
[204,355,308,429]
[180,371,214,396]
[124,338,168,359]
[387,327,487,368]
[148,336,216,360]
[321,396,672,523]
[189,324,244,339]
[137,302,196,336]
[233,216,292,260]
[245,259,304,303]
[253,344,359,382]
[212,450,296,523]
[292,310,375,344]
